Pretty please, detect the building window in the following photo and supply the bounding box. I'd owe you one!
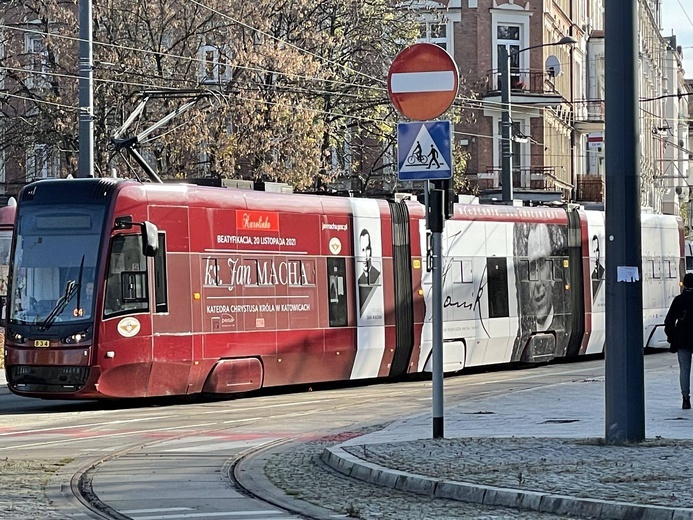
[418,20,451,51]
[404,1,460,53]
[497,25,522,90]
[0,36,5,90]
[496,119,525,175]
[25,33,50,89]
[328,126,353,177]
[199,45,229,84]
[26,144,59,181]
[491,7,531,91]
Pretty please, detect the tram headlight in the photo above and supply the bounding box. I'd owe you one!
[62,330,92,344]
[9,331,25,343]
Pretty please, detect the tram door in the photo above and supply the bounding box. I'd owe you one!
[148,205,192,395]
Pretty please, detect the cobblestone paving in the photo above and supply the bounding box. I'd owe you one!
[340,437,693,509]
[0,459,70,520]
[7,436,692,519]
[264,434,591,519]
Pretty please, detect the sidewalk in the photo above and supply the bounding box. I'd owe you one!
[310,352,693,520]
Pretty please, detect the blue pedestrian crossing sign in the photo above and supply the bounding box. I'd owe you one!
[397,121,452,181]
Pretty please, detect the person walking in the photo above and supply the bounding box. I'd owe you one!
[427,145,440,169]
[664,272,693,409]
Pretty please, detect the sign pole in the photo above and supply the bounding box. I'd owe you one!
[389,43,458,440]
[429,183,445,438]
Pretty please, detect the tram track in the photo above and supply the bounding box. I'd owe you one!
[73,461,131,520]
[5,354,668,519]
[52,395,401,520]
[67,432,328,520]
[64,427,303,520]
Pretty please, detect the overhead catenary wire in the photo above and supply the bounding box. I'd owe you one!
[0,23,388,96]
[675,0,693,29]
[0,21,581,123]
[1,15,585,118]
[0,6,686,169]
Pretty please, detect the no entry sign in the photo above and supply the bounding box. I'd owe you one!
[387,43,459,121]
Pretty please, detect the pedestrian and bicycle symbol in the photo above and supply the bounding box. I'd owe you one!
[397,121,452,180]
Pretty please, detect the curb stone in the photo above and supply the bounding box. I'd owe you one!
[321,445,693,520]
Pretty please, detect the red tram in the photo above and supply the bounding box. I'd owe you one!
[3,179,683,399]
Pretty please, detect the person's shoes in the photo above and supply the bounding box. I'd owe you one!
[683,396,691,410]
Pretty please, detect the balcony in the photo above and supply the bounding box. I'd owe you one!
[576,174,604,203]
[482,69,566,108]
[474,166,571,203]
[572,99,605,133]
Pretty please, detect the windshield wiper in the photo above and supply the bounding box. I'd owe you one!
[38,256,84,331]
[38,282,79,331]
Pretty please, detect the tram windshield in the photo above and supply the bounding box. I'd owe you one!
[9,205,104,326]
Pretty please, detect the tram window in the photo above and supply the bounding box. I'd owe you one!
[327,257,347,327]
[528,258,553,282]
[104,235,148,317]
[299,259,316,286]
[461,259,473,283]
[205,257,220,286]
[154,234,168,312]
[651,259,661,279]
[665,259,675,279]
[486,257,509,318]
[121,271,147,302]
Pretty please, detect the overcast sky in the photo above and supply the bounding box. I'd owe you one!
[661,0,693,77]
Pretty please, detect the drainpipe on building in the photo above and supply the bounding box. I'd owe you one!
[569,1,576,202]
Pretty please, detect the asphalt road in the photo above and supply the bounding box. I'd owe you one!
[0,353,631,519]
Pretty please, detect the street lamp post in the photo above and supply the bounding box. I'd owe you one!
[500,36,577,203]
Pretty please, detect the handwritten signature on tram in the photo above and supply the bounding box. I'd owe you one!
[438,262,490,338]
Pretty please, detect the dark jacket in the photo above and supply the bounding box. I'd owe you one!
[664,288,693,352]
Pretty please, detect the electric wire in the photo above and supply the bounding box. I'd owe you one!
[0,7,688,171]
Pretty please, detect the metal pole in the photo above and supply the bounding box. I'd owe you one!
[78,0,94,178]
[500,45,513,203]
[429,186,444,439]
[604,0,644,443]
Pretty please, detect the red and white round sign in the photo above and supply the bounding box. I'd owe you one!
[387,43,459,121]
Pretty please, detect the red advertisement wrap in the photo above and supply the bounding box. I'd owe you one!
[235,210,280,232]
[201,253,319,333]
[320,217,351,257]
[208,209,319,254]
